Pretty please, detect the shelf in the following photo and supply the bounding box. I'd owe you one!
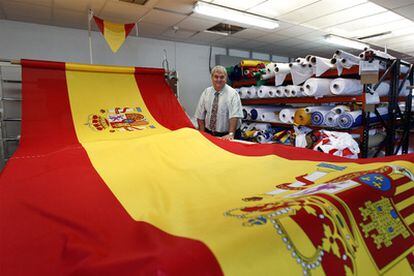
[241,96,407,105]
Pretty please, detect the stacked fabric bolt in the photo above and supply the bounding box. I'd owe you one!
[337,106,389,129]
[240,122,281,144]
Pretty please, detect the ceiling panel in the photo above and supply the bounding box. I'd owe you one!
[277,0,367,24]
[176,15,219,31]
[234,39,268,49]
[369,0,414,9]
[162,28,196,39]
[6,0,52,6]
[2,1,52,24]
[140,9,186,26]
[99,0,150,22]
[255,33,291,43]
[394,4,414,21]
[211,0,264,11]
[231,28,268,39]
[304,2,386,30]
[186,31,224,43]
[155,0,196,14]
[273,24,317,37]
[54,0,105,13]
[214,36,246,46]
[52,9,88,29]
[247,0,320,19]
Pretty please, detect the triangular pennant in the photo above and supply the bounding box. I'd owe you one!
[93,15,136,53]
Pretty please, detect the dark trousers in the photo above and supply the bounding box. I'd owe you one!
[205,128,241,139]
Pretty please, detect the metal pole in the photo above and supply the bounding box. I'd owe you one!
[402,66,413,154]
[88,9,93,64]
[385,59,400,155]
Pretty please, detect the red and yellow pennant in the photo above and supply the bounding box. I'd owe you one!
[0,59,413,275]
[93,16,136,53]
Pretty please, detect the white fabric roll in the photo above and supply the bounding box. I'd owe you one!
[303,78,333,98]
[250,123,271,131]
[275,63,290,86]
[239,87,249,99]
[373,81,390,97]
[325,111,340,127]
[250,106,285,120]
[304,105,332,113]
[246,86,257,98]
[275,86,285,97]
[310,56,335,77]
[331,105,351,114]
[279,108,297,124]
[330,78,363,95]
[334,50,360,69]
[257,86,277,98]
[262,62,277,80]
[285,85,303,97]
[400,80,411,96]
[260,112,280,122]
[290,62,313,85]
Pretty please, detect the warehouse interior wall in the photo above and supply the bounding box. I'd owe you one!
[0,19,288,117]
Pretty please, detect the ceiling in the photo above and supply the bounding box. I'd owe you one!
[0,0,413,62]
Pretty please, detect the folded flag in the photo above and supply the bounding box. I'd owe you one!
[93,15,136,53]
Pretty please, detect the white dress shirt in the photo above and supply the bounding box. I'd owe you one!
[195,84,243,132]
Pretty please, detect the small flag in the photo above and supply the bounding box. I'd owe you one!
[93,15,136,53]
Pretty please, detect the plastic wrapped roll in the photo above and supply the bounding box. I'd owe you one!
[334,50,360,69]
[275,63,290,86]
[303,78,333,98]
[331,105,351,114]
[262,63,277,80]
[309,56,336,76]
[250,106,285,120]
[311,110,330,126]
[257,85,276,98]
[246,86,257,98]
[330,78,363,95]
[304,106,332,113]
[324,111,340,127]
[239,87,249,99]
[289,62,313,85]
[285,85,302,97]
[279,108,297,124]
[250,123,271,131]
[337,107,388,129]
[260,112,280,122]
[275,86,285,97]
[294,109,312,125]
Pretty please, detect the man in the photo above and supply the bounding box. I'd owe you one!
[195,65,243,140]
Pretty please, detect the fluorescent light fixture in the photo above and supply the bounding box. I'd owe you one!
[203,30,229,36]
[193,1,279,30]
[325,34,369,50]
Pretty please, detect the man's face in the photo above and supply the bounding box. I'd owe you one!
[211,71,226,91]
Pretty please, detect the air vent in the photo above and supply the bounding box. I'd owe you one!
[206,23,245,35]
[119,0,148,5]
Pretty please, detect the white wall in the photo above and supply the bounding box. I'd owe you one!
[0,20,287,116]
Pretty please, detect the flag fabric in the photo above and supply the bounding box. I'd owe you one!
[0,59,413,275]
[93,15,136,53]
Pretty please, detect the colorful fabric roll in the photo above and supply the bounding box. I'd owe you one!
[311,110,330,126]
[294,109,312,125]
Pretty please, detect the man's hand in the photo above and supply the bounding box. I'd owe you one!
[220,133,234,141]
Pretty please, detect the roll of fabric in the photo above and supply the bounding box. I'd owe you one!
[284,85,302,98]
[303,78,333,98]
[279,108,297,124]
[324,111,340,127]
[260,112,280,122]
[250,106,285,120]
[242,106,253,120]
[311,110,330,126]
[256,131,273,143]
[250,122,272,131]
[289,62,313,85]
[337,107,388,129]
[334,50,360,69]
[257,86,276,98]
[309,56,335,76]
[261,63,277,80]
[294,108,312,125]
[239,87,249,99]
[330,78,363,95]
[399,79,411,96]
[304,105,332,113]
[240,60,269,67]
[246,86,257,98]
[331,105,351,114]
[275,86,285,97]
[275,63,290,86]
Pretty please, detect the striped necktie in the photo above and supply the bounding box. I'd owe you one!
[209,92,220,131]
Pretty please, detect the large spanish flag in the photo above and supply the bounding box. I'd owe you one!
[93,16,136,53]
[0,59,413,275]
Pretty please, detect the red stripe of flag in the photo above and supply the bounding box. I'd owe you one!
[124,22,136,38]
[394,188,414,203]
[93,16,105,35]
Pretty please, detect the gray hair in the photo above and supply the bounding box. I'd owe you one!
[210,65,227,78]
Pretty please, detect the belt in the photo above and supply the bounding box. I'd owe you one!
[205,128,228,137]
